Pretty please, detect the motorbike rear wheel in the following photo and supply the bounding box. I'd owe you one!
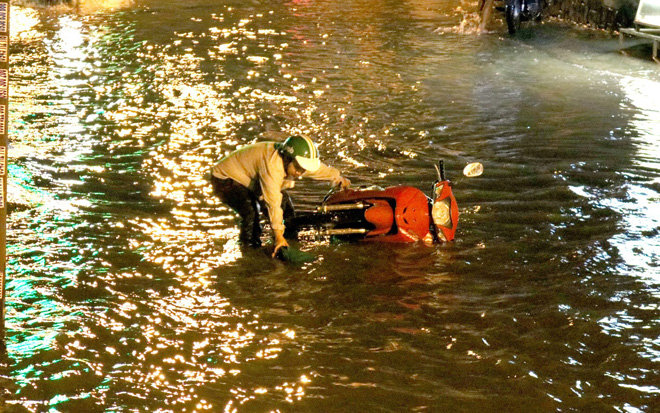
[505,0,522,34]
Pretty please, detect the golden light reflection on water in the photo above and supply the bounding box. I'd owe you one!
[10,5,40,40]
[77,282,310,411]
[129,217,241,268]
[16,0,135,14]
[6,4,325,410]
[103,12,326,406]
[75,0,134,14]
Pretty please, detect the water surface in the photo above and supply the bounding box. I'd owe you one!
[4,0,660,411]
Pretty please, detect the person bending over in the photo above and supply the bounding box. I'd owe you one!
[211,135,350,257]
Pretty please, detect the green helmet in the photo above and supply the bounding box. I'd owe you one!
[277,135,321,172]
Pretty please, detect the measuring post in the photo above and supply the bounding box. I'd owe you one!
[0,0,8,352]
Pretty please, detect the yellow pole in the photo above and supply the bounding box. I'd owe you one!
[0,0,8,352]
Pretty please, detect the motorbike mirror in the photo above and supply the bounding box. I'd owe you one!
[463,162,484,178]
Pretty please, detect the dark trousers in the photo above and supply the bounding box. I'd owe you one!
[211,176,295,246]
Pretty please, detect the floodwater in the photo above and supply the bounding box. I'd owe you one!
[4,0,660,411]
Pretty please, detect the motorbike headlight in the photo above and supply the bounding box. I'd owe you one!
[432,197,452,229]
[431,181,458,242]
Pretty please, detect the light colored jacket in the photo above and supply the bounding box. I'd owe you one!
[211,141,342,231]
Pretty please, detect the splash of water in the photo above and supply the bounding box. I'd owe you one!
[435,0,492,35]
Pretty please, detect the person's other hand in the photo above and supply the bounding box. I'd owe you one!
[338,176,351,189]
[272,230,289,258]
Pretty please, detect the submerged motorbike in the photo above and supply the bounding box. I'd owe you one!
[289,161,481,245]
[505,0,543,34]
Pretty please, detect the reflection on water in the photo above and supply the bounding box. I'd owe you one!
[5,0,660,411]
[614,74,660,281]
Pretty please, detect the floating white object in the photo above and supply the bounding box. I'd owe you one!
[463,162,484,177]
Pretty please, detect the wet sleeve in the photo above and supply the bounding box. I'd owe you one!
[259,155,286,232]
[304,162,343,185]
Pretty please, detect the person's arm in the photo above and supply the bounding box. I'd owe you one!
[258,150,290,256]
[305,162,351,188]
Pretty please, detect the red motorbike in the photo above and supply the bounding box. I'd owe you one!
[290,161,482,244]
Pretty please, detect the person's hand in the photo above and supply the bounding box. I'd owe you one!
[338,176,351,189]
[272,229,289,258]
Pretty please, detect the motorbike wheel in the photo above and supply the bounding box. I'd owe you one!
[505,0,522,34]
[531,0,543,22]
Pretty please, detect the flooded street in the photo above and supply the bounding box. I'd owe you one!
[4,0,660,411]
